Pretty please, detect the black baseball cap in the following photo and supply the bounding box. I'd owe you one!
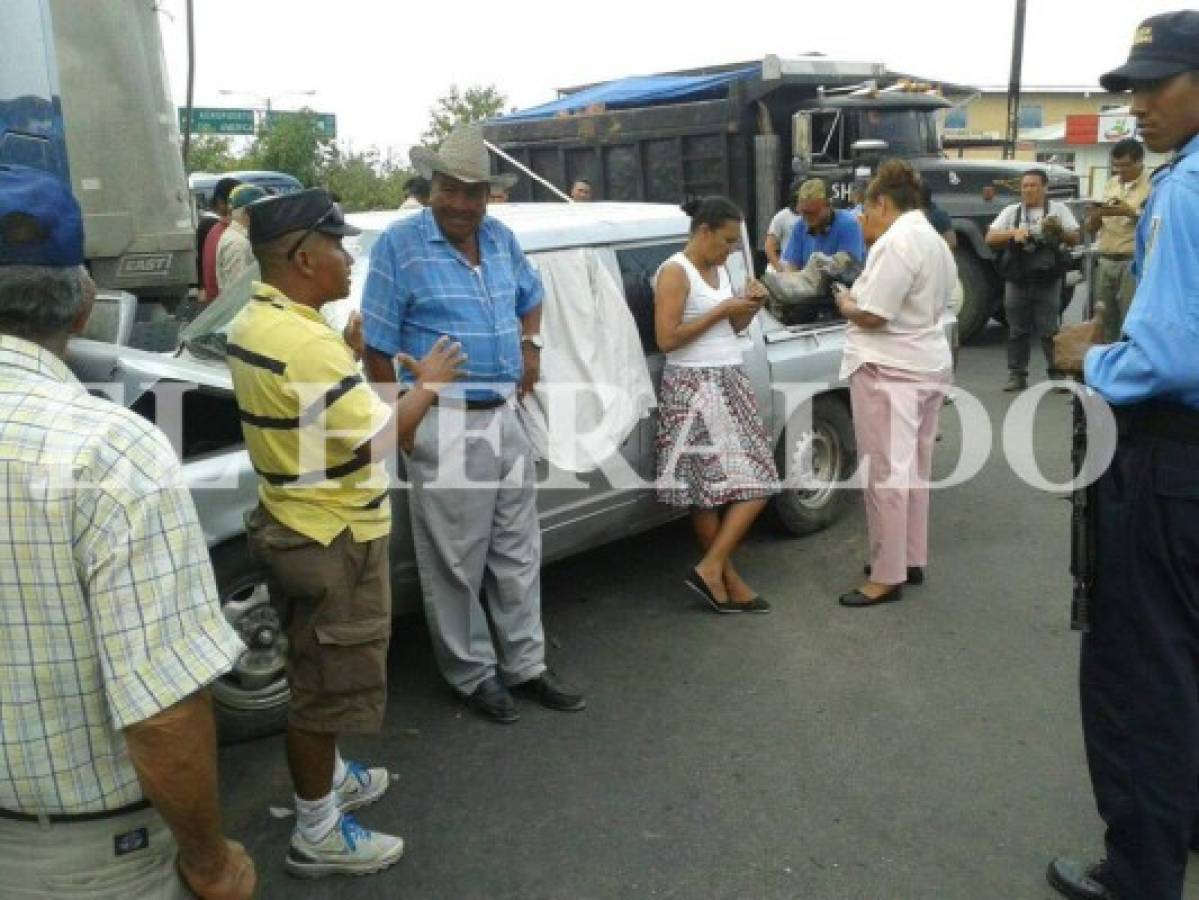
[1100,10,1199,92]
[247,188,360,246]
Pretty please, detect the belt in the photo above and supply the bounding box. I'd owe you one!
[1099,253,1133,261]
[431,395,508,411]
[1115,402,1199,445]
[0,797,151,825]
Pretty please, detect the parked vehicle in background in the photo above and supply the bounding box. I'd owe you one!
[68,201,954,743]
[484,56,1083,343]
[0,0,194,308]
[189,170,304,213]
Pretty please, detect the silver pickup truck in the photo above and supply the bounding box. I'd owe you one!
[66,202,954,741]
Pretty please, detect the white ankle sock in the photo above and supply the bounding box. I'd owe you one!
[295,792,339,842]
[332,749,348,787]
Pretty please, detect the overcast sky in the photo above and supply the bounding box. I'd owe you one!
[155,0,1179,164]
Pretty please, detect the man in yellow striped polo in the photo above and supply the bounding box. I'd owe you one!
[227,188,463,880]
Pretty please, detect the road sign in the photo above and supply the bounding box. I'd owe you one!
[266,110,337,139]
[178,107,256,135]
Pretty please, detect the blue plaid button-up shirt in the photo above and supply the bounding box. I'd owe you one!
[360,209,543,399]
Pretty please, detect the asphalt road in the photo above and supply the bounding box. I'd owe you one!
[219,324,1199,899]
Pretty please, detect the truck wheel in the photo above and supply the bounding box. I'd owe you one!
[772,394,856,536]
[953,247,998,344]
[209,541,290,744]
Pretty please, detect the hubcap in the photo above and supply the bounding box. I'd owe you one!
[214,580,290,711]
[786,422,841,510]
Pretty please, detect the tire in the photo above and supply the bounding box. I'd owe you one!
[772,394,856,536]
[953,247,999,344]
[209,540,290,744]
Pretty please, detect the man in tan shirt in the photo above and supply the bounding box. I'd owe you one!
[1084,138,1151,342]
[215,184,267,299]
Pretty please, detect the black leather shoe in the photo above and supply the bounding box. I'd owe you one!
[839,586,904,608]
[862,564,925,585]
[512,669,586,712]
[1047,856,1118,900]
[464,676,519,724]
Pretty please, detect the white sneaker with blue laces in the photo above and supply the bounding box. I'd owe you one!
[334,760,390,812]
[284,813,404,878]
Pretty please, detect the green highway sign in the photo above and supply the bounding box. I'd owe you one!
[178,107,256,135]
[266,110,337,139]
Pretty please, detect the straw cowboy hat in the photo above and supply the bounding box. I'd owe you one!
[409,124,517,189]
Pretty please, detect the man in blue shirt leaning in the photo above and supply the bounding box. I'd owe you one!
[360,124,584,725]
[780,178,867,271]
[1048,12,1199,900]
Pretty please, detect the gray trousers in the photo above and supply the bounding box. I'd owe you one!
[406,403,546,695]
[1093,256,1137,344]
[1004,278,1062,376]
[0,806,193,899]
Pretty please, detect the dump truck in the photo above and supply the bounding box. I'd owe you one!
[483,56,1082,343]
[0,0,194,316]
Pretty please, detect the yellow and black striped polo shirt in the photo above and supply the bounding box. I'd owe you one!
[227,282,391,545]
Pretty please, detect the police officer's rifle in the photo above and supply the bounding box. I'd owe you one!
[1068,298,1104,633]
[1069,386,1094,633]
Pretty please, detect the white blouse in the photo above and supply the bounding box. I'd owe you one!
[839,210,956,380]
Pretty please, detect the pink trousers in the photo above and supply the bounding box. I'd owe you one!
[849,363,949,586]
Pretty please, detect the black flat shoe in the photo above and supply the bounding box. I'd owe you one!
[683,571,741,614]
[511,668,586,711]
[863,564,925,585]
[838,586,904,608]
[1046,856,1118,900]
[463,676,519,724]
[731,596,771,614]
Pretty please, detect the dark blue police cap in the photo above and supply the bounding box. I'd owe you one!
[1101,10,1199,92]
[247,188,359,246]
[0,165,84,268]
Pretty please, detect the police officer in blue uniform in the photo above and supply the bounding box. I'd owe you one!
[1047,11,1199,900]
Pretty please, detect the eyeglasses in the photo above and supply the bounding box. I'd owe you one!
[286,205,339,260]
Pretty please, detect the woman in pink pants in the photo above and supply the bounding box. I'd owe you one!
[832,160,957,607]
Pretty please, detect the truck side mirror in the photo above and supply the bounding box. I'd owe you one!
[791,112,812,175]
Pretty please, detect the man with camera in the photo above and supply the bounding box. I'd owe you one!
[986,169,1081,392]
[1084,139,1150,343]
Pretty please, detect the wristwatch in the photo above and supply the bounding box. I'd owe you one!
[521,334,545,350]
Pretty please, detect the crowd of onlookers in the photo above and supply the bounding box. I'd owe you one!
[2,12,1199,899]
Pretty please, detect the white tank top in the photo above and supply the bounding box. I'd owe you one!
[656,252,744,367]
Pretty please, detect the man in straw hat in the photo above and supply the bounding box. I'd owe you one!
[361,124,585,725]
[1047,10,1199,900]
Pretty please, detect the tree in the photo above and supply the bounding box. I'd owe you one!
[245,109,335,187]
[420,84,508,148]
[322,147,413,212]
[184,135,240,174]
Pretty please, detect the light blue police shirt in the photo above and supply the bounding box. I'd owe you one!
[1085,133,1199,409]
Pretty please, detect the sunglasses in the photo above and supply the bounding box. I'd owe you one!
[286,204,341,260]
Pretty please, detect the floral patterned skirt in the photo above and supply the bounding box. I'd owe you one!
[655,364,780,508]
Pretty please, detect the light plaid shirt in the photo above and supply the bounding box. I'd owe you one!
[0,335,244,815]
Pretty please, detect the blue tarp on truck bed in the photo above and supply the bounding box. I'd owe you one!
[499,67,759,122]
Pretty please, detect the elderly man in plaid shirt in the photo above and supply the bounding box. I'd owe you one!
[0,166,254,899]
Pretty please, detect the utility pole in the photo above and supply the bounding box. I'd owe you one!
[181,0,195,168]
[1004,0,1027,160]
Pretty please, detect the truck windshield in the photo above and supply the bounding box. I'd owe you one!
[849,109,940,157]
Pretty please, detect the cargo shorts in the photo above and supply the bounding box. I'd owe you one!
[246,505,391,733]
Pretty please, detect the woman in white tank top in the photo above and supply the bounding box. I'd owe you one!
[653,196,780,615]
